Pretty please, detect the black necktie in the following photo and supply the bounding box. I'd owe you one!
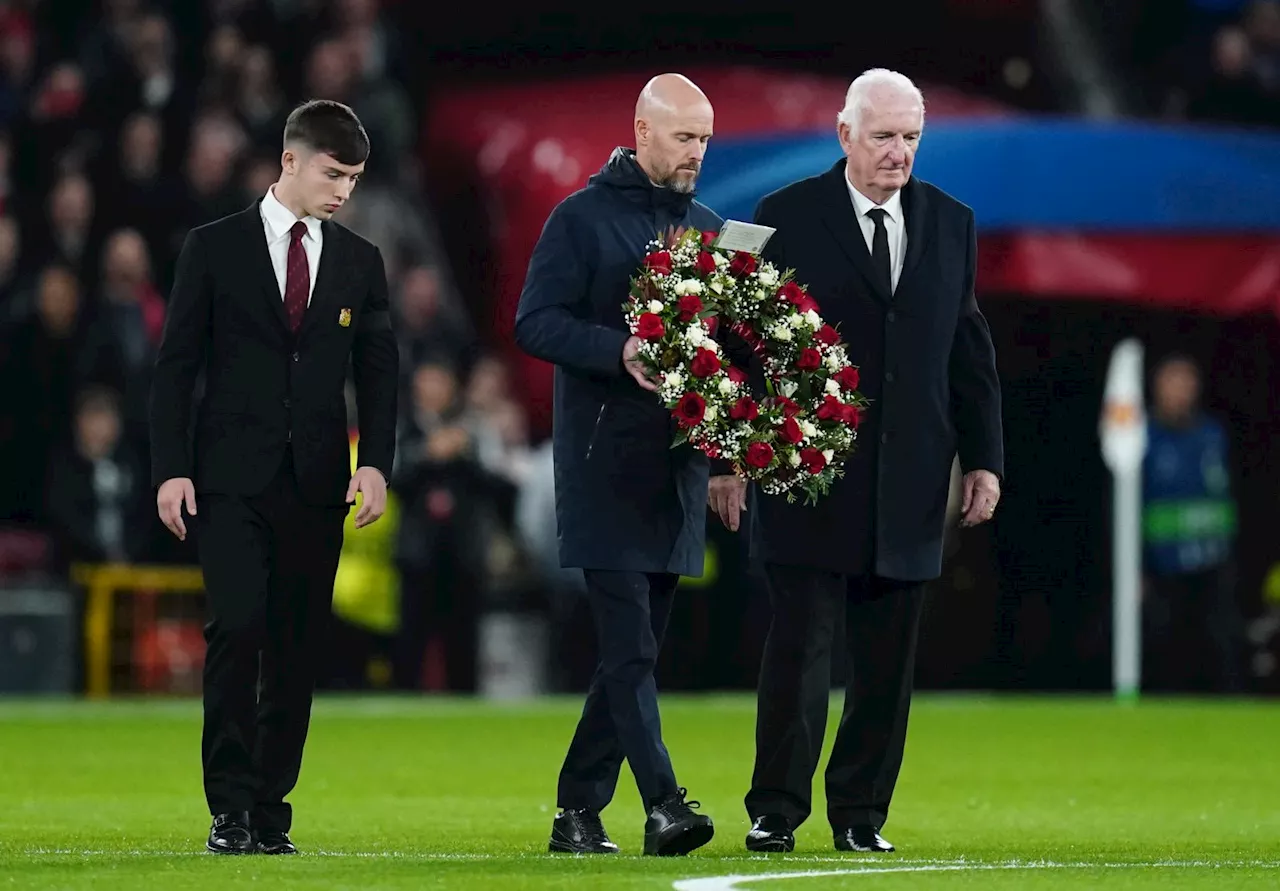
[866,208,891,295]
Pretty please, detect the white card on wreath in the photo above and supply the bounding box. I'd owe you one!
[713,220,776,255]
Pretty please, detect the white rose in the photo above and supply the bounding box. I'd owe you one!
[674,279,703,296]
[718,377,735,395]
[703,405,718,422]
[822,449,834,463]
[663,371,685,389]
[780,379,799,397]
[788,313,804,329]
[825,351,844,372]
[752,289,766,301]
[714,251,729,267]
[801,420,818,438]
[804,310,822,329]
[769,324,792,342]
[824,378,841,395]
[701,335,719,351]
[647,300,664,314]
[789,452,802,467]
[758,267,778,287]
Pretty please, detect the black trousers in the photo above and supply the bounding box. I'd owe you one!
[557,569,680,812]
[195,453,346,832]
[746,563,926,832]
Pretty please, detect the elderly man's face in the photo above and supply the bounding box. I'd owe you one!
[839,87,922,202]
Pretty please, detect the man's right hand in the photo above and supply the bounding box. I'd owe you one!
[157,477,197,541]
[709,474,748,531]
[623,335,659,392]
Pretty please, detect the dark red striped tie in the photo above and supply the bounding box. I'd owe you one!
[284,220,309,333]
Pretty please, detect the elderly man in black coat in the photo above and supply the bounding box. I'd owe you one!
[514,72,722,857]
[709,69,1004,855]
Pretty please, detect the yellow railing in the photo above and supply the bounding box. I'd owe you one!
[70,563,206,699]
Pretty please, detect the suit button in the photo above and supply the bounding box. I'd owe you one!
[292,352,299,362]
[885,372,895,383]
[886,311,896,322]
[282,398,291,408]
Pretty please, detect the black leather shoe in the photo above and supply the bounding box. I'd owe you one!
[834,824,895,852]
[548,808,620,854]
[644,787,714,856]
[206,812,254,854]
[745,814,795,853]
[256,830,297,855]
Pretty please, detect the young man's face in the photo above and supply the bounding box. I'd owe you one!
[284,147,365,219]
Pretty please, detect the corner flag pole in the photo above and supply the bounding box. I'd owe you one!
[1099,338,1148,701]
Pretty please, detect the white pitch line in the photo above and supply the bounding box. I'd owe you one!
[672,859,1280,891]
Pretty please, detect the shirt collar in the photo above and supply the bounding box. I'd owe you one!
[845,173,903,225]
[262,185,322,242]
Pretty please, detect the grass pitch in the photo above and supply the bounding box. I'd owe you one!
[1,694,1278,889]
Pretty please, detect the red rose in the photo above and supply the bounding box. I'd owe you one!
[775,396,801,418]
[799,447,827,474]
[673,392,706,427]
[677,294,704,321]
[701,230,718,246]
[704,443,721,459]
[778,417,803,444]
[689,347,722,378]
[644,251,673,275]
[778,281,806,305]
[795,348,822,372]
[703,315,719,336]
[728,251,757,277]
[730,396,758,420]
[842,403,863,428]
[797,295,820,314]
[816,394,844,421]
[695,251,717,276]
[745,441,774,469]
[834,366,861,390]
[726,365,748,384]
[637,312,665,340]
[814,324,839,346]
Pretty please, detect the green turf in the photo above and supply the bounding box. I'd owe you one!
[1,694,1278,888]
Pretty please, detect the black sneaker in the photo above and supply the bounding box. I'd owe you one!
[549,808,620,854]
[643,788,714,856]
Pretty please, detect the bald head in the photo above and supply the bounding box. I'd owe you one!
[634,73,713,194]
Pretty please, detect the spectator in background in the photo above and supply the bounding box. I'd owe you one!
[33,171,97,287]
[1142,355,1244,692]
[45,385,146,566]
[1189,25,1280,124]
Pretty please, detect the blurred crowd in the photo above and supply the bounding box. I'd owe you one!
[1156,0,1280,125]
[0,0,573,693]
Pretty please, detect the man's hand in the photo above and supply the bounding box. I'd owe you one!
[157,477,196,541]
[623,335,659,392]
[709,474,748,531]
[959,469,1001,527]
[347,466,388,528]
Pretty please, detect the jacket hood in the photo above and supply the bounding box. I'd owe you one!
[588,147,696,210]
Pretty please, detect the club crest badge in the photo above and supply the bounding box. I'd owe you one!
[338,308,352,327]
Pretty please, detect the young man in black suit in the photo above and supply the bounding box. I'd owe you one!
[149,100,399,855]
[708,69,1004,854]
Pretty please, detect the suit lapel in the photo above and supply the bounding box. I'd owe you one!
[900,176,932,288]
[818,161,892,305]
[242,202,292,335]
[297,220,343,343]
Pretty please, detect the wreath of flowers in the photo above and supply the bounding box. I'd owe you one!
[622,227,869,504]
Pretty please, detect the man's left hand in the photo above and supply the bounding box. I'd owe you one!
[347,466,388,528]
[959,469,1001,528]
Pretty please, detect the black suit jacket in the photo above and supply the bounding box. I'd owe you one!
[149,201,399,507]
[745,162,1003,581]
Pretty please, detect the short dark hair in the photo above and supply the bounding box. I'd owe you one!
[283,100,369,167]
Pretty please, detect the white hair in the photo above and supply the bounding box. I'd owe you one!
[836,68,925,133]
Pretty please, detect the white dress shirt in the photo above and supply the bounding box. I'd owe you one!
[260,185,322,305]
[845,176,906,294]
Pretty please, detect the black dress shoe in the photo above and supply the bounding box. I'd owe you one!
[206,812,254,854]
[256,830,297,855]
[834,824,895,852]
[549,808,620,854]
[644,787,714,856]
[745,814,795,853]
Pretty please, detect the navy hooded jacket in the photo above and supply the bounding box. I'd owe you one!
[514,147,723,576]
